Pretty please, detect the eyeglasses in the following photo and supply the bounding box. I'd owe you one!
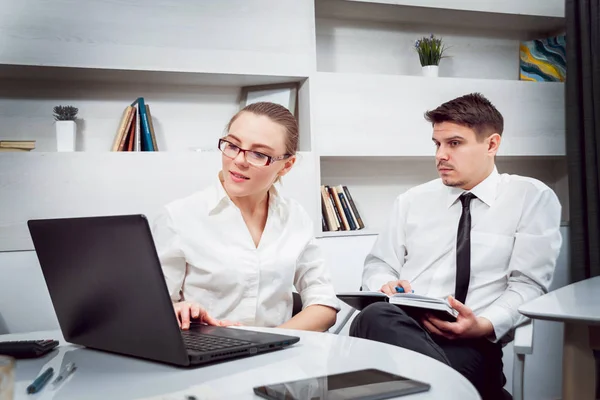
[218,138,290,167]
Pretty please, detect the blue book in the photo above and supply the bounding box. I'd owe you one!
[132,97,154,151]
[337,191,357,230]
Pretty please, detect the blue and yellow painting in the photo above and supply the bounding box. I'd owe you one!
[520,35,566,82]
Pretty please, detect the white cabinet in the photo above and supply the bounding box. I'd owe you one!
[0,151,318,251]
[0,0,316,76]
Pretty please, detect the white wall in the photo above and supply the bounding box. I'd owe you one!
[0,251,59,334]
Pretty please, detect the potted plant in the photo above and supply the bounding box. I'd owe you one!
[53,105,79,151]
[414,34,447,77]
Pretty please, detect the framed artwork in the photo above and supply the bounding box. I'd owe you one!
[519,35,566,82]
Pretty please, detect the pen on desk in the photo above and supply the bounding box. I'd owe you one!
[52,362,77,388]
[395,286,414,293]
[27,367,54,394]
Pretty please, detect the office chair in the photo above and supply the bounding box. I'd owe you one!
[291,291,533,400]
[292,292,302,317]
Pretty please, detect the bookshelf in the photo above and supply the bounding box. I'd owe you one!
[321,156,568,235]
[315,0,564,79]
[320,230,379,238]
[312,0,566,237]
[0,0,568,243]
[0,69,311,153]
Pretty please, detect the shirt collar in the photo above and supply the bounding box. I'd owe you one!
[208,172,285,218]
[446,166,499,208]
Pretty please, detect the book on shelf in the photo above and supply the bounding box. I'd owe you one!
[320,185,364,232]
[111,98,158,152]
[320,185,339,231]
[337,291,458,322]
[0,140,35,151]
[112,106,135,151]
[342,185,364,229]
[145,104,159,151]
[329,185,350,230]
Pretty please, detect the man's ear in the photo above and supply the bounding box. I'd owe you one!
[278,155,297,178]
[487,133,501,156]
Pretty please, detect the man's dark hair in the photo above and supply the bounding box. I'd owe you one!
[424,93,504,138]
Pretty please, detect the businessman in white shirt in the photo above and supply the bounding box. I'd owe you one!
[351,93,562,399]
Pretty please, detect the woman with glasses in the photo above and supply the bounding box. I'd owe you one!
[152,102,340,332]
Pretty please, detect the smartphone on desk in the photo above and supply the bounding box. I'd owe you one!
[253,368,430,400]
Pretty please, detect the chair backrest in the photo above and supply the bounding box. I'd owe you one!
[292,292,302,317]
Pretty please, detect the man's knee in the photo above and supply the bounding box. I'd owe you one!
[350,302,410,337]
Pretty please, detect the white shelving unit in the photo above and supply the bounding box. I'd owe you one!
[312,0,567,238]
[0,0,317,77]
[0,0,567,243]
[321,156,568,235]
[311,73,565,157]
[315,0,565,29]
[0,70,311,152]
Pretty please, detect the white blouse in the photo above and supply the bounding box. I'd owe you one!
[152,176,340,327]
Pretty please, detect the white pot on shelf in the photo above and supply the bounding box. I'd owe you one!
[55,120,76,152]
[421,65,439,77]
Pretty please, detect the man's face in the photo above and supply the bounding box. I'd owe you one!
[432,121,500,190]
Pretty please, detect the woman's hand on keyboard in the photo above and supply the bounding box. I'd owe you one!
[173,301,242,330]
[173,301,219,330]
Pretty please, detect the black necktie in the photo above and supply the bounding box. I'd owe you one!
[455,192,476,304]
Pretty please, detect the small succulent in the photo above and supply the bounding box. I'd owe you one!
[53,105,79,121]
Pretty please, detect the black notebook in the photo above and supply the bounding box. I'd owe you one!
[337,292,458,322]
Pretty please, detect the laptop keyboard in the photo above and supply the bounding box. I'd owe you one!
[181,331,253,352]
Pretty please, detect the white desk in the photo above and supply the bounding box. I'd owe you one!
[519,276,600,400]
[2,328,480,400]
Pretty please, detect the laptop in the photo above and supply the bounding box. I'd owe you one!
[27,214,300,367]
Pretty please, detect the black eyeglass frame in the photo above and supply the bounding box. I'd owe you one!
[218,138,291,166]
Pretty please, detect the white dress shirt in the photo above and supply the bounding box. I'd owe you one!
[152,176,340,327]
[363,166,562,342]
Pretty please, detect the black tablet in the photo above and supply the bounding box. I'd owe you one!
[253,368,431,400]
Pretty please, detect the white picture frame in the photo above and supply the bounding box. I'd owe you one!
[239,83,298,117]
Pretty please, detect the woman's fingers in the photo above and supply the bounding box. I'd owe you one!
[179,304,191,330]
[190,303,201,319]
[200,309,221,326]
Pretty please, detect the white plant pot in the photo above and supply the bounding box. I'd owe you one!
[421,65,439,77]
[55,120,76,152]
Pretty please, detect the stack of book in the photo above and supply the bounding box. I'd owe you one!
[321,185,365,232]
[0,140,35,152]
[111,97,159,151]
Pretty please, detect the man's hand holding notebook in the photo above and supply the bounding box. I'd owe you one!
[337,285,459,322]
